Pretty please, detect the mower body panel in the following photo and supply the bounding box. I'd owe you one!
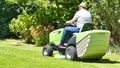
[49,28,64,45]
[76,30,110,59]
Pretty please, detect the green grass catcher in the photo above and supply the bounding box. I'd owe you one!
[42,23,111,61]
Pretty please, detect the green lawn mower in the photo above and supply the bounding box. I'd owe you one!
[42,23,111,61]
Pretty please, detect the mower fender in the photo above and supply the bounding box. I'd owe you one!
[66,35,76,47]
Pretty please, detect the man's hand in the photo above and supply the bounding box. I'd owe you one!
[66,18,76,24]
[66,21,71,24]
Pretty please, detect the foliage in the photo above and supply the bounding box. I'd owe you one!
[7,0,39,14]
[46,0,83,28]
[109,40,120,54]
[0,0,21,38]
[86,0,120,46]
[0,0,39,38]
[16,0,39,14]
[29,24,54,46]
[9,11,36,43]
[9,0,54,45]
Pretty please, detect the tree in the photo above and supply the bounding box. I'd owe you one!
[0,0,22,38]
[47,0,83,28]
[88,0,120,45]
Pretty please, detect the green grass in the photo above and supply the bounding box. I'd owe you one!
[0,39,120,68]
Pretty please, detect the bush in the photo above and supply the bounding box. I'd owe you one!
[9,10,54,46]
[108,40,120,54]
[29,24,54,46]
[88,0,120,46]
[9,11,36,43]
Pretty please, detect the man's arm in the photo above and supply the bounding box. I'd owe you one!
[66,18,76,24]
[66,11,79,24]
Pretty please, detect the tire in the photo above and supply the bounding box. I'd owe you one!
[42,45,53,56]
[65,46,78,61]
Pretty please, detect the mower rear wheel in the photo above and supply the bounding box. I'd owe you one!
[42,45,53,56]
[65,46,77,61]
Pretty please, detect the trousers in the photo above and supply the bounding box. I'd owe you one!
[60,26,80,45]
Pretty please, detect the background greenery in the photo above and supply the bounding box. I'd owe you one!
[0,0,120,47]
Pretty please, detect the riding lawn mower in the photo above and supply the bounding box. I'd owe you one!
[42,23,110,61]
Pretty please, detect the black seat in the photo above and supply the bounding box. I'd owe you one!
[81,23,95,32]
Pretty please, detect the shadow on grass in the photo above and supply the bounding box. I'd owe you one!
[82,59,120,64]
[98,59,120,64]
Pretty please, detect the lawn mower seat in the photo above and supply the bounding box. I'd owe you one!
[81,23,94,32]
[65,23,94,43]
[73,23,94,35]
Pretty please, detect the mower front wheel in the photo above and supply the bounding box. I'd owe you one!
[65,46,78,61]
[42,45,53,56]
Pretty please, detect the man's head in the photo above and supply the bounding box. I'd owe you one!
[79,2,87,9]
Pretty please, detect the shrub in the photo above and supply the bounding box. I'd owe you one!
[84,0,120,46]
[9,11,37,43]
[29,24,54,46]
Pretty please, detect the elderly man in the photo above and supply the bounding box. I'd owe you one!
[59,2,92,46]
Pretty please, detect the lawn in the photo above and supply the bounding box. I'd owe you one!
[0,39,120,68]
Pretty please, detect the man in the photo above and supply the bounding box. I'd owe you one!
[59,2,92,46]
